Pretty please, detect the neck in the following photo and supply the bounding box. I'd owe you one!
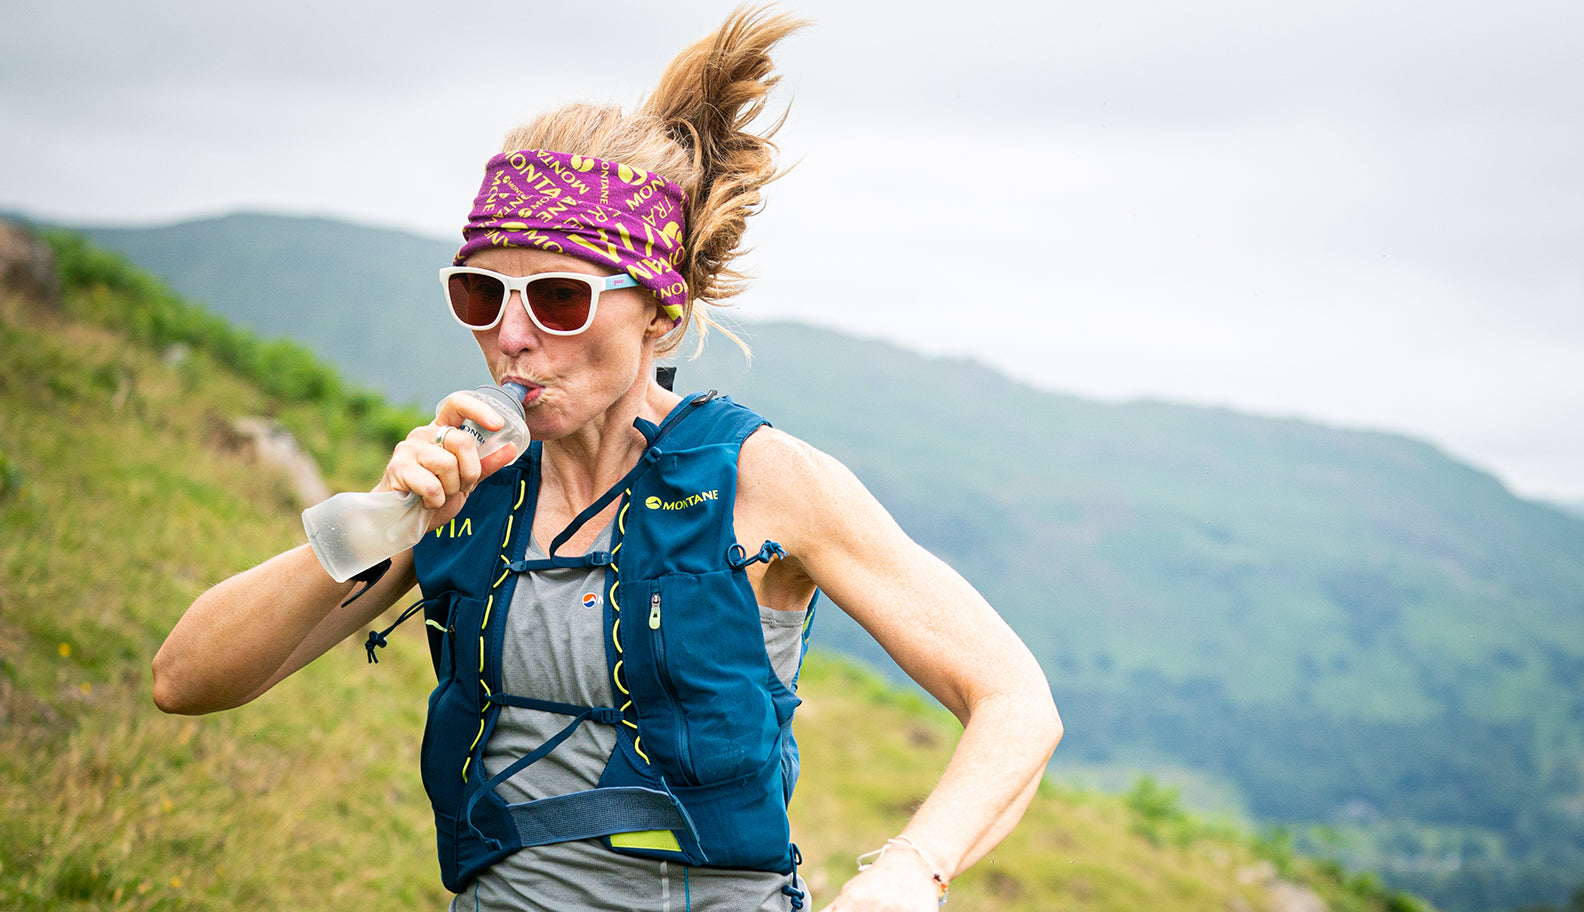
[540,377,681,512]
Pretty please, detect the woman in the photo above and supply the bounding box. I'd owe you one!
[153,7,1060,911]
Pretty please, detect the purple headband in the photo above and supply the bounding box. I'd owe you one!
[455,150,689,321]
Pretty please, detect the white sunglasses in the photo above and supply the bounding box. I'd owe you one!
[439,266,639,335]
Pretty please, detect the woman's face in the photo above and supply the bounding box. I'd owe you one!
[463,246,669,442]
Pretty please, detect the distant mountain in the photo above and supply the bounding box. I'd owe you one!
[67,212,1584,912]
[1552,500,1584,520]
[73,213,473,408]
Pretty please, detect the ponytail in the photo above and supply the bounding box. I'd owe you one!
[643,6,803,314]
[498,5,805,356]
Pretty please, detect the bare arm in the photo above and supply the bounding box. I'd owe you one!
[152,395,518,715]
[738,430,1062,911]
[151,546,417,714]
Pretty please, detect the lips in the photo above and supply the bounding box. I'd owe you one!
[502,377,544,406]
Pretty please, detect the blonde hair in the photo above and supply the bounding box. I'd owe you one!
[499,5,805,356]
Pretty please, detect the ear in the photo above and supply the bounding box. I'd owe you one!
[644,300,684,342]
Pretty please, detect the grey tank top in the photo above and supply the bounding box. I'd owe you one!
[451,523,810,912]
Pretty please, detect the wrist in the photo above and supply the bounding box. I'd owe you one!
[856,835,951,906]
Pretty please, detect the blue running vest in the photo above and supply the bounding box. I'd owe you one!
[412,393,815,893]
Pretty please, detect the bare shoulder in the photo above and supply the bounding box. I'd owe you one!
[738,425,830,489]
[737,427,873,522]
[736,426,904,561]
[735,426,826,542]
[734,425,901,612]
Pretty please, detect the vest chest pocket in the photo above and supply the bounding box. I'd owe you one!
[625,571,782,786]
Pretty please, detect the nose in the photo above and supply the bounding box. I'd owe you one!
[492,290,541,353]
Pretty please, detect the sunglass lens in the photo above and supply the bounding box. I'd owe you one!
[448,272,506,328]
[525,277,594,332]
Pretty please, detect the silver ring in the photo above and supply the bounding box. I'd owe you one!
[432,426,451,447]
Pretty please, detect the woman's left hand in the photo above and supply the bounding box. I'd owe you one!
[820,848,941,911]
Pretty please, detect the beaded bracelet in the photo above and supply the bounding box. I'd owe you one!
[856,834,950,906]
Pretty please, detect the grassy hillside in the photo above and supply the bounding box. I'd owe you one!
[0,229,1433,911]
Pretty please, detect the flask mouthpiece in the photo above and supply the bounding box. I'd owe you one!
[500,382,529,405]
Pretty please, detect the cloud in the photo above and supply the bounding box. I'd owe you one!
[780,1,1584,124]
[2,0,1581,499]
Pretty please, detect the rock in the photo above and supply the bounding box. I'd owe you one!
[0,219,60,310]
[1236,862,1329,912]
[1266,880,1328,912]
[1237,861,1278,885]
[229,417,331,508]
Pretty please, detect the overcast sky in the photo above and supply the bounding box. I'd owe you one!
[4,0,1580,501]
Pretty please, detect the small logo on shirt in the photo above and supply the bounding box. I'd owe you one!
[580,591,601,610]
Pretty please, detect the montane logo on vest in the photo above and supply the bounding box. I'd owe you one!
[645,490,719,511]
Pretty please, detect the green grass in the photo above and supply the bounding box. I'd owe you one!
[0,233,1434,911]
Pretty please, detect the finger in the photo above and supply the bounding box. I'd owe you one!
[382,434,429,488]
[445,426,485,490]
[418,436,467,506]
[403,423,442,448]
[480,441,518,476]
[426,422,483,475]
[384,426,459,507]
[435,391,504,432]
[381,458,444,507]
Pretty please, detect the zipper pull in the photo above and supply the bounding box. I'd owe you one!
[648,592,662,630]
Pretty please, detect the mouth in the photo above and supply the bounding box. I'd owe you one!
[502,377,544,407]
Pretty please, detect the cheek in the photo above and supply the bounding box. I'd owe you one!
[584,335,646,384]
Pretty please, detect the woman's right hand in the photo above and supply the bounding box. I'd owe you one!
[377,392,521,533]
